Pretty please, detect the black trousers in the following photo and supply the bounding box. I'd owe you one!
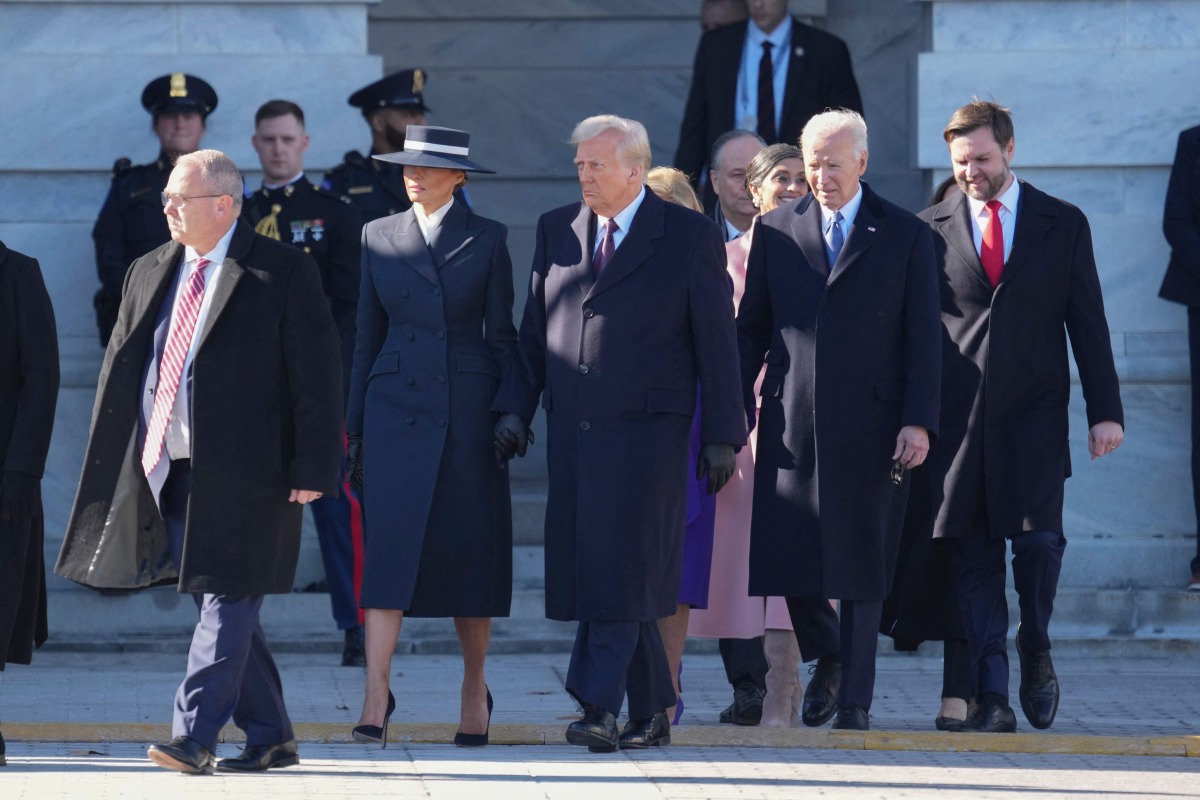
[785,596,883,710]
[162,460,292,751]
[952,529,1065,701]
[565,620,677,720]
[718,637,767,689]
[1189,308,1200,574]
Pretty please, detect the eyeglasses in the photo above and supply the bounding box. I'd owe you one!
[161,192,226,207]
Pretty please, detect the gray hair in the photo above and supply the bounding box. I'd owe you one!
[569,115,651,171]
[710,129,766,174]
[174,149,244,209]
[800,109,868,161]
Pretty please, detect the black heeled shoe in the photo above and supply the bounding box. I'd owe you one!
[454,687,493,747]
[352,690,396,748]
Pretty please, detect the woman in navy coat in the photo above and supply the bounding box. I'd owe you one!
[346,127,516,747]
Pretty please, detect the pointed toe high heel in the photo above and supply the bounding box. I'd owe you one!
[352,690,396,748]
[454,687,493,747]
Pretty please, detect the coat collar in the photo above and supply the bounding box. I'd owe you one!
[579,189,664,302]
[783,182,884,285]
[379,208,439,285]
[427,199,482,269]
[779,18,808,129]
[193,222,250,353]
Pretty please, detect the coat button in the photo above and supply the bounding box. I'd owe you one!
[406,376,415,385]
[406,417,415,425]
[407,332,415,341]
[107,408,114,414]
[435,330,445,340]
[94,459,101,464]
[437,418,446,428]
[121,357,128,363]
[580,420,590,431]
[402,289,410,298]
[583,307,594,318]
[436,375,446,384]
[432,287,441,296]
[579,364,589,374]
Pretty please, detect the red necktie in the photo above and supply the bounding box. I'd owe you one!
[141,258,210,475]
[593,219,618,277]
[757,42,777,143]
[981,200,1004,287]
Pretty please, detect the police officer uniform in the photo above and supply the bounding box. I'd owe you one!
[323,69,468,223]
[241,174,366,664]
[92,73,217,346]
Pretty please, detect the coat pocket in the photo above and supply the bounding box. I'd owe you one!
[456,351,500,379]
[646,386,695,416]
[368,351,400,380]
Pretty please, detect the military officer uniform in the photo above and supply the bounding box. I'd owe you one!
[92,73,217,346]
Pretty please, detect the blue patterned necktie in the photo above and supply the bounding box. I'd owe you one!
[826,210,845,266]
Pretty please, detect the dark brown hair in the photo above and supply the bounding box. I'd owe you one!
[255,99,305,127]
[943,100,1013,148]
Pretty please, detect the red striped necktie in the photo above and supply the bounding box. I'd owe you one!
[141,257,210,476]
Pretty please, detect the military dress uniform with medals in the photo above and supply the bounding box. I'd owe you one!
[92,73,217,346]
[241,176,366,655]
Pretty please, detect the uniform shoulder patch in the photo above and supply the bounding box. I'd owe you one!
[112,157,132,175]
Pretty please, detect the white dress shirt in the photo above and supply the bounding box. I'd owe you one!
[966,175,1020,263]
[413,197,455,245]
[161,220,235,460]
[735,16,793,134]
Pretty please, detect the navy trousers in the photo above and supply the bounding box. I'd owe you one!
[308,484,361,631]
[162,460,293,752]
[718,637,768,690]
[952,529,1065,700]
[565,620,677,720]
[1189,308,1200,574]
[785,596,883,710]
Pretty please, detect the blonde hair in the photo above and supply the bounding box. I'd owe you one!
[570,114,652,171]
[646,166,703,213]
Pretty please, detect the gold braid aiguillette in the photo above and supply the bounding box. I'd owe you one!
[255,204,282,240]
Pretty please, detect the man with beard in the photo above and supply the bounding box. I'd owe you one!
[919,100,1124,732]
[324,69,467,223]
[92,73,218,346]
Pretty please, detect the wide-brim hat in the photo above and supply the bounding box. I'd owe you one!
[142,72,218,118]
[372,126,495,174]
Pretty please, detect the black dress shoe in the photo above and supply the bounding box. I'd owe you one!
[1017,625,1059,730]
[935,715,967,732]
[352,690,396,748]
[619,712,671,749]
[1,726,6,767]
[454,687,493,747]
[718,703,733,724]
[342,625,366,668]
[217,739,299,772]
[729,680,765,725]
[147,736,215,774]
[830,705,869,731]
[566,704,619,753]
[801,655,841,727]
[961,697,1017,733]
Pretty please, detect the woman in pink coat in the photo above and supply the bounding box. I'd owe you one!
[688,144,809,727]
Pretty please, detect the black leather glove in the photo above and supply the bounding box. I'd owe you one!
[0,470,38,524]
[346,433,364,496]
[696,443,736,495]
[493,413,533,464]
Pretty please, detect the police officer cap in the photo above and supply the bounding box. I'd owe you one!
[348,69,430,114]
[141,73,218,118]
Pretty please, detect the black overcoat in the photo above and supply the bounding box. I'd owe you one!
[494,191,746,622]
[738,184,941,601]
[0,243,59,668]
[56,223,344,595]
[919,182,1123,541]
[347,202,516,616]
[1159,125,1200,306]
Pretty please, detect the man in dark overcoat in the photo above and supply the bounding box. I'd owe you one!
[493,115,746,752]
[674,0,861,210]
[56,150,343,774]
[0,243,59,705]
[738,109,941,731]
[920,101,1123,733]
[1158,122,1200,592]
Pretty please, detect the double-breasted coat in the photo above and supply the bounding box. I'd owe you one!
[347,201,516,616]
[56,223,344,596]
[0,243,59,668]
[494,190,746,623]
[918,182,1123,541]
[738,184,942,601]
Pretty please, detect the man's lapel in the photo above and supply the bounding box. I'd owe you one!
[1001,181,1056,286]
[428,201,481,268]
[788,195,832,281]
[193,222,249,354]
[779,18,807,129]
[585,190,662,302]
[826,183,883,285]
